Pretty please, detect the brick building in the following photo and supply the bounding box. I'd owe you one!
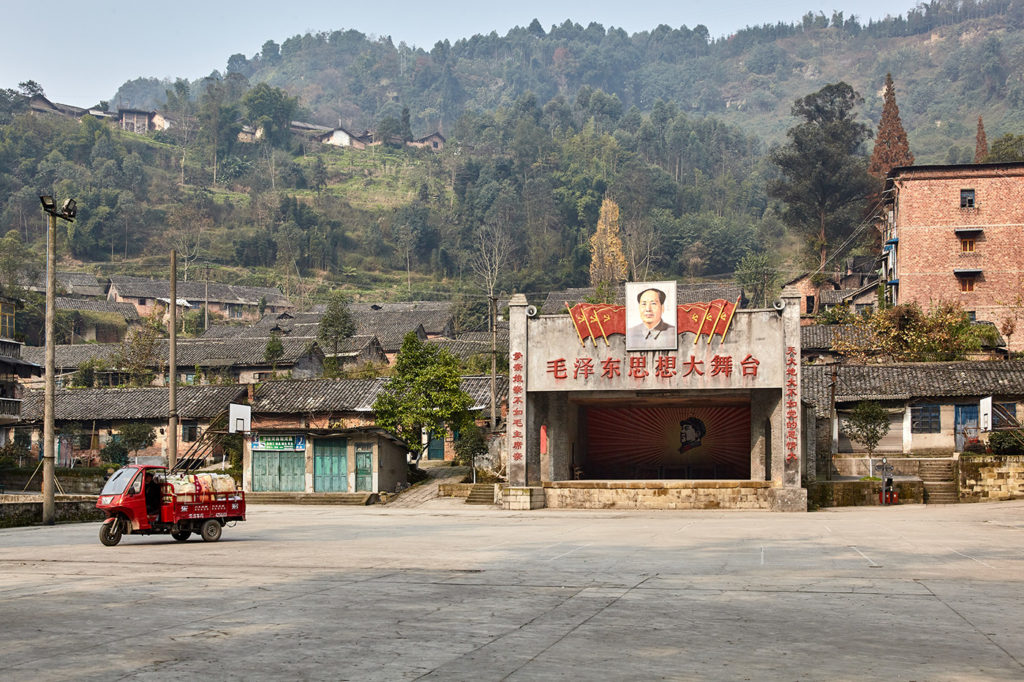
[881,162,1024,350]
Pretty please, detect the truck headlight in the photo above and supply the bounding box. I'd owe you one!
[99,496,114,505]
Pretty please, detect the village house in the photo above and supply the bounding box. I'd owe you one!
[785,256,881,323]
[20,336,324,389]
[13,385,246,467]
[241,374,506,497]
[20,271,108,298]
[881,162,1024,350]
[54,297,141,343]
[407,132,445,151]
[107,275,293,323]
[312,125,369,149]
[802,361,1024,501]
[0,297,41,435]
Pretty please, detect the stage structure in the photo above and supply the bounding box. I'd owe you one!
[505,284,810,511]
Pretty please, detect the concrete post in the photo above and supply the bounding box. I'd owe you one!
[507,294,528,485]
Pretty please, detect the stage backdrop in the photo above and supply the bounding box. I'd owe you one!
[583,405,751,480]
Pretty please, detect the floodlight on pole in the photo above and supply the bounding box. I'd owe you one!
[39,195,75,525]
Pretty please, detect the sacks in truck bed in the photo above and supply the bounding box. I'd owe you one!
[211,474,237,492]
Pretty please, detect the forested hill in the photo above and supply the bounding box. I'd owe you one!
[113,0,1024,162]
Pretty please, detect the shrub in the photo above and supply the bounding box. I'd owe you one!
[988,430,1024,455]
[453,422,488,467]
[100,440,128,466]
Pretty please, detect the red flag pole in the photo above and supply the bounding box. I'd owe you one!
[693,304,711,346]
[566,302,586,346]
[719,295,741,342]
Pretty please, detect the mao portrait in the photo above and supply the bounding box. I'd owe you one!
[625,281,678,351]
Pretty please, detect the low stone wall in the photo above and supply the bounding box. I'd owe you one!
[959,455,1024,502]
[0,495,104,528]
[541,480,778,510]
[806,479,924,508]
[438,483,474,498]
[0,468,109,495]
[829,455,952,478]
[503,486,546,510]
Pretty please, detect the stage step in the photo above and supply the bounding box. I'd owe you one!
[465,483,497,505]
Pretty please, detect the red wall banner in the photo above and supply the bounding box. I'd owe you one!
[582,405,751,480]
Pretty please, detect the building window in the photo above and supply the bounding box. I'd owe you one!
[911,404,941,433]
[961,238,975,252]
[229,304,242,319]
[960,189,975,208]
[138,297,147,306]
[994,403,1017,428]
[0,301,14,339]
[960,278,975,292]
[182,421,199,442]
[805,295,815,314]
[967,310,976,322]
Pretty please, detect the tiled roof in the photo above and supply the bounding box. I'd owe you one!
[20,271,107,297]
[348,302,455,336]
[55,297,139,320]
[108,276,291,307]
[19,385,247,422]
[23,337,321,370]
[252,377,388,413]
[802,361,1024,417]
[251,375,508,414]
[426,338,494,360]
[540,283,744,315]
[225,311,427,353]
[819,282,878,306]
[456,328,510,350]
[801,325,877,351]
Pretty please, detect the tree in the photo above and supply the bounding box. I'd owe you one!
[198,76,243,185]
[842,401,890,458]
[589,197,627,296]
[318,291,355,376]
[164,79,197,186]
[986,134,1024,162]
[114,317,163,386]
[867,74,914,178]
[311,156,328,196]
[769,83,876,270]
[264,331,284,370]
[734,251,780,308]
[372,332,473,461]
[975,116,989,163]
[832,302,989,362]
[242,83,297,148]
[118,422,156,462]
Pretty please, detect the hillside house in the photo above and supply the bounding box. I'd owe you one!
[0,297,41,433]
[407,132,446,151]
[313,126,369,149]
[13,385,246,467]
[881,162,1024,350]
[54,297,140,343]
[107,276,292,323]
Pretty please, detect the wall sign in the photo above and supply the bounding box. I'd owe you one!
[252,434,306,451]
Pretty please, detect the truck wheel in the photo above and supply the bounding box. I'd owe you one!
[99,519,122,547]
[171,531,191,542]
[200,519,222,542]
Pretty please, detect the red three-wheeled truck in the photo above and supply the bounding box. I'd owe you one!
[96,464,245,546]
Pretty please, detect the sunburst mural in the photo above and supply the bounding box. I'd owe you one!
[583,405,751,479]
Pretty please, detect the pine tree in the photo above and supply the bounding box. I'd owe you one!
[589,197,627,295]
[974,116,989,163]
[868,74,914,178]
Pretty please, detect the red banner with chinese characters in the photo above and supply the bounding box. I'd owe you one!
[566,299,738,346]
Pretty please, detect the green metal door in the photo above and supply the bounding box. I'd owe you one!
[427,433,444,460]
[278,451,306,491]
[314,438,348,492]
[355,443,373,492]
[252,451,278,492]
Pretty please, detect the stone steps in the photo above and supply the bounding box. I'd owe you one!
[924,482,958,504]
[246,492,377,505]
[465,483,497,505]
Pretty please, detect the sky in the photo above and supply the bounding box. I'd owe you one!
[2,0,922,106]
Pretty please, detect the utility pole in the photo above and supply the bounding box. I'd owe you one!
[39,196,76,525]
[489,295,497,429]
[168,250,178,468]
[204,263,210,331]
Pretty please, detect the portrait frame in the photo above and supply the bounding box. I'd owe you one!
[625,280,678,351]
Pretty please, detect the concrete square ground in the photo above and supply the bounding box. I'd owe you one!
[2,499,1023,681]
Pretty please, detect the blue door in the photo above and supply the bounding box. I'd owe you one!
[355,443,373,492]
[955,404,978,451]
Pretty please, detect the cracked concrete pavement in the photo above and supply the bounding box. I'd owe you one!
[2,500,1023,680]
